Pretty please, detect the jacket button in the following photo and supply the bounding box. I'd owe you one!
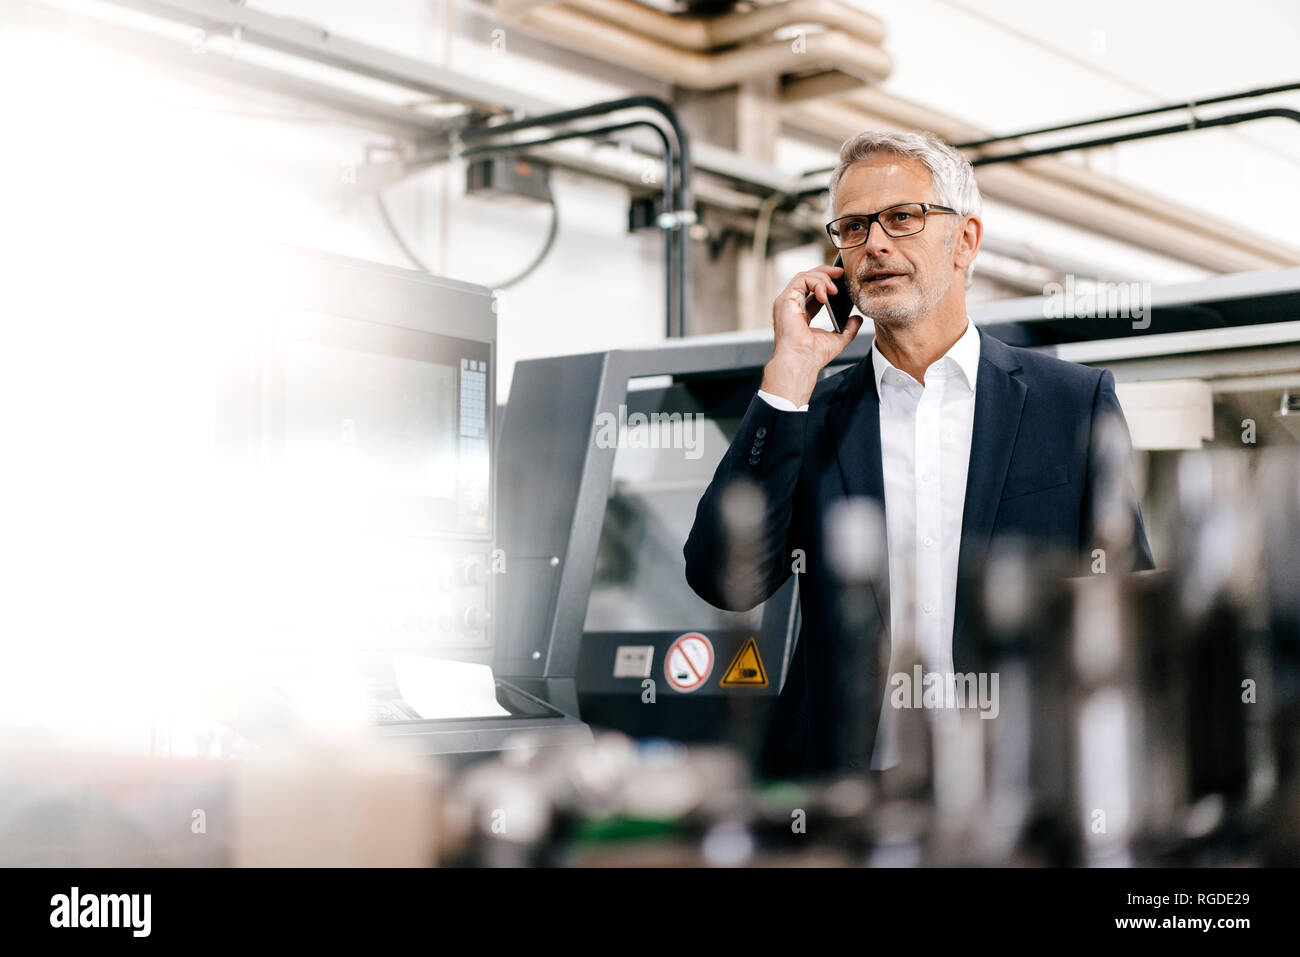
[751,446,762,456]
[755,426,767,439]
[749,456,761,465]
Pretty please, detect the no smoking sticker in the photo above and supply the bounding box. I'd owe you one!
[664,632,714,693]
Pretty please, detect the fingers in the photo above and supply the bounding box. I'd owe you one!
[837,314,865,342]
[797,271,837,304]
[778,265,849,330]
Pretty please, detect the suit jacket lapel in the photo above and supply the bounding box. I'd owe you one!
[825,353,890,633]
[952,329,1026,670]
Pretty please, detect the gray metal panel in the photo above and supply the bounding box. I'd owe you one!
[608,335,871,380]
[971,266,1300,326]
[970,266,1300,348]
[271,244,497,343]
[494,558,562,675]
[494,351,608,677]
[544,345,816,679]
[1047,320,1300,366]
[1063,337,1300,385]
[495,340,834,685]
[378,718,592,756]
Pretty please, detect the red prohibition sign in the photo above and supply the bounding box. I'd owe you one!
[664,632,714,693]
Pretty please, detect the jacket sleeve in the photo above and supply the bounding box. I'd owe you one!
[684,392,808,611]
[1080,368,1156,571]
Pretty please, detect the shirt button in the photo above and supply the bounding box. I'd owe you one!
[920,473,932,484]
[923,536,934,548]
[923,602,935,615]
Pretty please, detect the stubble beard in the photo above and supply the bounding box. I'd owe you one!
[853,230,958,328]
[853,266,953,328]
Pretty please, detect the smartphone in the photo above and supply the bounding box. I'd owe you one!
[804,252,855,333]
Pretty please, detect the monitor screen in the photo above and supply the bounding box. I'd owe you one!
[273,308,490,538]
[583,380,764,633]
[284,339,459,500]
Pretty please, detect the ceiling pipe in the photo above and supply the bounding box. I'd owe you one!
[550,0,887,50]
[783,90,1300,271]
[556,0,889,103]
[496,1,893,89]
[795,84,1299,264]
[970,107,1300,166]
[787,97,1293,273]
[953,81,1300,150]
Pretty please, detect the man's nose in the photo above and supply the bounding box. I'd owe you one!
[862,219,894,257]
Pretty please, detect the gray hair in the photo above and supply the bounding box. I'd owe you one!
[828,129,982,287]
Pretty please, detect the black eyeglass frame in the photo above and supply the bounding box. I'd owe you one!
[825,202,959,248]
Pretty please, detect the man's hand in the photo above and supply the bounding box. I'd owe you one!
[761,264,864,407]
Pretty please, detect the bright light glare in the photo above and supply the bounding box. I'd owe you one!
[0,16,385,750]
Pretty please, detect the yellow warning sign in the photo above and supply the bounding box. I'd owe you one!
[720,637,768,687]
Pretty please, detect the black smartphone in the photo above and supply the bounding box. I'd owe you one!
[804,253,855,333]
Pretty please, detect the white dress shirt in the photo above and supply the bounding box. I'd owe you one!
[757,318,981,769]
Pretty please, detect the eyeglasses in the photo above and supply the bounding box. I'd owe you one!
[825,202,958,248]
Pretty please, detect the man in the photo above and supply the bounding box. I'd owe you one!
[683,130,1154,779]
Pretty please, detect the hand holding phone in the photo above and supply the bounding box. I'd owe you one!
[803,253,855,333]
[764,256,862,406]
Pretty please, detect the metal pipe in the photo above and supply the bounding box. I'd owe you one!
[462,95,693,337]
[462,119,678,337]
[969,108,1300,166]
[557,0,888,50]
[498,1,892,89]
[99,0,550,114]
[786,94,1300,272]
[954,81,1300,150]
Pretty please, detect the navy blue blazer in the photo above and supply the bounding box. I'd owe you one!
[683,327,1155,778]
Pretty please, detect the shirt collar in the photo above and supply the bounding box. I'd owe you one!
[872,317,981,393]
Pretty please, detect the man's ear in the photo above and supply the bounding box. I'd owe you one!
[954,215,982,272]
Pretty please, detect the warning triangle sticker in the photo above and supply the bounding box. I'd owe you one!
[720,637,768,687]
